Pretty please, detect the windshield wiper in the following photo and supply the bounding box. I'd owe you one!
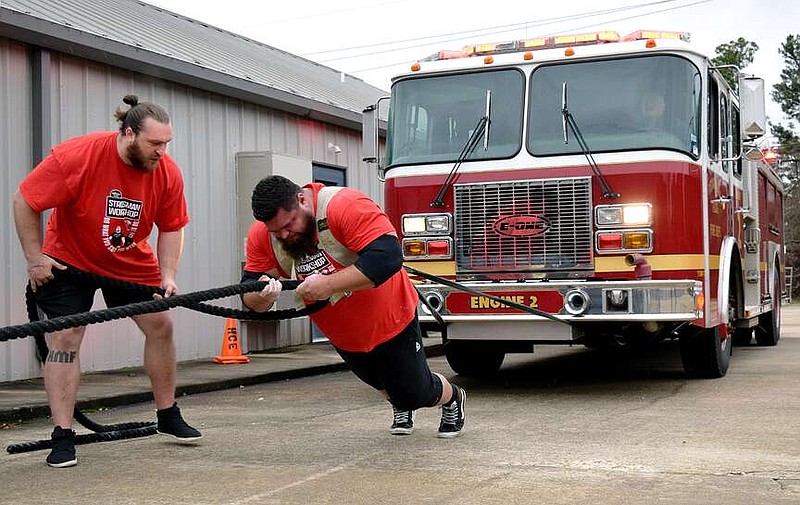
[561,82,620,199]
[430,90,492,208]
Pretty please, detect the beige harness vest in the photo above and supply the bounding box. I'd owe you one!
[270,187,356,304]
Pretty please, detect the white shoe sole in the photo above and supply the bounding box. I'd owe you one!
[157,430,203,443]
[47,457,77,468]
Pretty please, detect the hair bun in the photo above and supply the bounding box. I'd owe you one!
[123,94,139,107]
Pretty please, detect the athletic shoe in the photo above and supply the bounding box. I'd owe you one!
[46,426,77,468]
[390,407,414,435]
[156,402,202,442]
[437,386,466,438]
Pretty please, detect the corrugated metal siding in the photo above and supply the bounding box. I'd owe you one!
[0,38,37,381]
[2,0,386,115]
[0,46,384,381]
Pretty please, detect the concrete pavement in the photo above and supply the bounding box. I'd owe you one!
[0,341,443,423]
[0,343,349,423]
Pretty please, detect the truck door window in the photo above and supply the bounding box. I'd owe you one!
[732,105,742,178]
[708,76,720,159]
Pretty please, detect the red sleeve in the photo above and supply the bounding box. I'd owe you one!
[18,153,78,212]
[325,188,397,252]
[154,156,190,232]
[244,221,290,277]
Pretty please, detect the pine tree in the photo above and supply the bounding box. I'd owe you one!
[711,38,759,90]
[770,35,800,298]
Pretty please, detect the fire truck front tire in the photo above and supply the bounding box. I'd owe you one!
[443,339,505,377]
[679,325,731,379]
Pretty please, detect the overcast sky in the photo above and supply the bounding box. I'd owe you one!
[145,0,797,127]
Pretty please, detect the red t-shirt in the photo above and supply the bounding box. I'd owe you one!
[19,131,189,286]
[244,184,418,352]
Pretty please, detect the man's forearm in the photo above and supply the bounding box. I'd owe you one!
[13,191,44,264]
[157,229,184,279]
[327,265,375,293]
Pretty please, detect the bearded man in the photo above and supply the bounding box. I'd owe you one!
[240,175,467,439]
[13,95,201,468]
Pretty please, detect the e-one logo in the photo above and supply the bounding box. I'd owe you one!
[492,215,551,237]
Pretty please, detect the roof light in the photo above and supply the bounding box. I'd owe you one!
[622,30,691,42]
[521,37,548,49]
[411,62,421,72]
[418,29,688,62]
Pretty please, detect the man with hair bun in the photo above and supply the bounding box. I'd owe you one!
[12,95,201,468]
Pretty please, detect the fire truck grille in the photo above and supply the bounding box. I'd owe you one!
[454,177,593,275]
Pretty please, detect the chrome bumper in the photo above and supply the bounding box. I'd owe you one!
[416,279,702,341]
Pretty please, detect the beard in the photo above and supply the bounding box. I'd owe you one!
[277,212,318,260]
[126,141,160,172]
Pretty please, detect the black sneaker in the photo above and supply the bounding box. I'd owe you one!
[156,402,202,442]
[389,406,414,435]
[46,426,77,468]
[437,386,466,438]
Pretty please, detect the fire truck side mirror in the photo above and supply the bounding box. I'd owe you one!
[362,104,380,165]
[738,76,766,140]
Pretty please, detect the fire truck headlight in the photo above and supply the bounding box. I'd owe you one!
[402,213,452,236]
[596,207,622,226]
[403,216,427,234]
[596,203,652,227]
[622,205,651,226]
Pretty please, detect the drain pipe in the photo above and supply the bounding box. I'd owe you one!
[625,254,652,280]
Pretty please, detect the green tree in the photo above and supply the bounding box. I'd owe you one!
[771,35,800,298]
[711,37,759,90]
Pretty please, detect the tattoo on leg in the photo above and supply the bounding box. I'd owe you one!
[46,350,77,364]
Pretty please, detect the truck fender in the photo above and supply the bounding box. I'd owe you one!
[716,236,741,325]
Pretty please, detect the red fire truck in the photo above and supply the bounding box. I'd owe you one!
[362,30,784,378]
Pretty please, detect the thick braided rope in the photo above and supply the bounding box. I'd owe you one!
[2,278,326,342]
[6,426,158,454]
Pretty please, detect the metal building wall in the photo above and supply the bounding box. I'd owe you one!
[0,38,36,381]
[0,45,382,382]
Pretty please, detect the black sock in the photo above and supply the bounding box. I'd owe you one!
[446,384,459,406]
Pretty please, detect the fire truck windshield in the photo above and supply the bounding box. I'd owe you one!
[385,55,701,169]
[529,55,701,157]
[386,69,524,168]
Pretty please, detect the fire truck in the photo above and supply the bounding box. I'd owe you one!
[362,30,784,378]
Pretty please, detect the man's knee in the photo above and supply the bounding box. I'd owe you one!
[388,382,441,410]
[138,313,174,340]
[47,327,85,349]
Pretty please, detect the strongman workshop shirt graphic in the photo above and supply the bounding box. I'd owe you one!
[294,250,338,280]
[103,189,143,252]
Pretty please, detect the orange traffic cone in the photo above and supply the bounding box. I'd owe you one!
[212,318,250,364]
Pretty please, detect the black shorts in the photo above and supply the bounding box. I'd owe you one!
[334,315,443,410]
[35,265,157,318]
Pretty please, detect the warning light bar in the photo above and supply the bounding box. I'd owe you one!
[425,29,691,61]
